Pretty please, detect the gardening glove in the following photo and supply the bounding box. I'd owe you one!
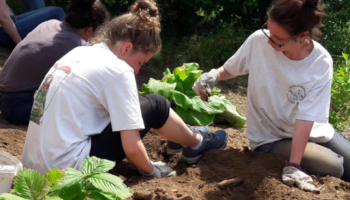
[192,68,220,102]
[282,166,321,192]
[140,161,177,177]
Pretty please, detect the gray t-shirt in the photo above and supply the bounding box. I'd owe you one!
[0,20,88,92]
[224,30,334,150]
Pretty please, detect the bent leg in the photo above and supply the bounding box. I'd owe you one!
[0,92,35,125]
[90,94,171,163]
[318,131,350,181]
[15,7,65,39]
[255,139,344,178]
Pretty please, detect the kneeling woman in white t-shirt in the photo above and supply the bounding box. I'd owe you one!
[193,0,350,190]
[21,0,228,177]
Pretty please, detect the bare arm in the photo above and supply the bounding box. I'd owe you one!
[217,66,235,81]
[120,129,153,173]
[289,119,314,165]
[0,0,22,44]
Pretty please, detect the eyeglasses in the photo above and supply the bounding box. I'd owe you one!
[261,22,294,48]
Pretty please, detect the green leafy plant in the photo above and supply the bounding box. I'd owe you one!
[330,53,350,131]
[0,157,133,200]
[139,63,246,128]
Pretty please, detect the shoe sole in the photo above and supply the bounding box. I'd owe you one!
[183,130,228,164]
[166,148,184,156]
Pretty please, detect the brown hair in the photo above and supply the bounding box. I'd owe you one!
[267,0,327,40]
[94,0,161,54]
[65,0,110,31]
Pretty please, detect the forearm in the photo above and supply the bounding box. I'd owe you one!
[289,120,314,165]
[0,17,21,44]
[217,66,235,80]
[121,130,153,173]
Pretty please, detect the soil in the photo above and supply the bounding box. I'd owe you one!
[1,51,350,200]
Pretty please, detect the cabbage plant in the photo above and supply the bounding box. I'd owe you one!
[139,63,246,128]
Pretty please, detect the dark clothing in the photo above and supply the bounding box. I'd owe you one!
[0,20,88,92]
[0,92,35,125]
[255,131,350,181]
[90,94,170,163]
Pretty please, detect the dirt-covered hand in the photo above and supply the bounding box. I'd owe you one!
[282,166,321,192]
[141,161,177,177]
[192,69,220,101]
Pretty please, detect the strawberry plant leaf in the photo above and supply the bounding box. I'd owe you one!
[45,169,64,186]
[89,173,133,199]
[11,169,48,200]
[58,181,82,200]
[87,191,121,200]
[81,156,115,175]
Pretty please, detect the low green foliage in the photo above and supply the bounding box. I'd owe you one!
[140,63,246,128]
[330,53,350,131]
[149,23,250,71]
[0,157,133,200]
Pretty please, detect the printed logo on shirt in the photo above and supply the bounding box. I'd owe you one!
[287,85,306,104]
[30,63,71,125]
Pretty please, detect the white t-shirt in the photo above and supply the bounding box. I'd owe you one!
[21,43,145,174]
[224,30,334,150]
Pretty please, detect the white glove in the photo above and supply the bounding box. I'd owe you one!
[192,69,220,101]
[282,166,321,192]
[141,161,177,177]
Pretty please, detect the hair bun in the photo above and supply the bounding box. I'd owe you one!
[302,0,319,8]
[130,0,159,18]
[70,0,96,9]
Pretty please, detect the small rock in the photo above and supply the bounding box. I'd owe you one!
[181,196,193,200]
[171,189,178,193]
[243,145,250,152]
[160,195,176,200]
[156,192,163,198]
[156,187,166,192]
[133,191,153,200]
[118,175,126,181]
[177,193,183,197]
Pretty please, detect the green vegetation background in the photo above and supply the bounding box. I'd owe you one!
[7,0,350,130]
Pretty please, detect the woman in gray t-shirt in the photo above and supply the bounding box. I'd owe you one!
[193,0,350,191]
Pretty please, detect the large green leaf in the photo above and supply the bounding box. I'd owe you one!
[214,96,246,128]
[87,191,121,200]
[81,156,115,175]
[58,181,82,200]
[89,173,133,199]
[0,193,27,200]
[11,169,48,200]
[175,106,215,125]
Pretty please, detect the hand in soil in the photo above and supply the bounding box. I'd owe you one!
[282,166,321,192]
[140,161,176,177]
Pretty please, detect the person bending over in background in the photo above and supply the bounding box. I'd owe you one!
[0,0,65,48]
[0,0,109,125]
[192,0,350,191]
[21,0,227,177]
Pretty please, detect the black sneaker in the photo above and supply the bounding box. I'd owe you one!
[182,130,228,164]
[166,125,210,156]
[167,141,184,156]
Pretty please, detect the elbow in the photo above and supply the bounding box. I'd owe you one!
[123,146,140,158]
[0,14,9,24]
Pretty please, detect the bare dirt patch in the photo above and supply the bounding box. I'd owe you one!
[0,67,350,200]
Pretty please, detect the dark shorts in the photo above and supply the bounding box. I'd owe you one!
[0,91,35,125]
